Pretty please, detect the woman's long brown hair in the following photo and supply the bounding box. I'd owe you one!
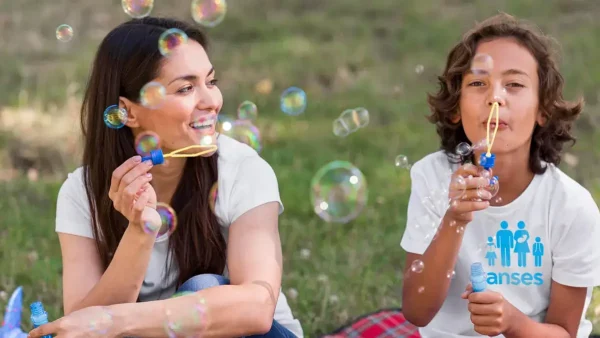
[80,17,226,288]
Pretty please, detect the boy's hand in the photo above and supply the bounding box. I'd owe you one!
[462,283,518,336]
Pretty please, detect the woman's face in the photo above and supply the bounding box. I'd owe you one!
[458,37,544,156]
[122,39,222,156]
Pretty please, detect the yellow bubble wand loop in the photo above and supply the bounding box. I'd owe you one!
[479,101,499,171]
[485,102,500,157]
[142,144,218,165]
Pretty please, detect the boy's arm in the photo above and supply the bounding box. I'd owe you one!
[504,281,587,338]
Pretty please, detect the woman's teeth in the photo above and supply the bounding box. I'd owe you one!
[190,119,214,130]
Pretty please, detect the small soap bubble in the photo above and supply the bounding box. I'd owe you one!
[200,134,215,146]
[221,119,262,152]
[410,259,425,273]
[122,0,154,18]
[300,248,311,259]
[449,175,466,200]
[395,155,411,169]
[417,286,425,294]
[56,24,74,42]
[455,142,472,156]
[208,182,218,214]
[472,138,489,152]
[479,168,492,180]
[332,118,350,137]
[311,161,367,224]
[471,54,494,75]
[103,105,128,129]
[140,81,166,109]
[415,64,424,74]
[87,308,114,335]
[339,107,369,132]
[143,221,160,235]
[446,270,456,279]
[486,176,500,197]
[492,196,503,204]
[135,131,160,156]
[158,28,188,57]
[191,0,227,28]
[216,114,234,132]
[280,87,307,116]
[156,202,178,237]
[287,288,298,300]
[456,226,465,234]
[237,100,258,121]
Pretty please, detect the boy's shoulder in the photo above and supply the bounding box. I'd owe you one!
[412,150,455,173]
[541,164,596,211]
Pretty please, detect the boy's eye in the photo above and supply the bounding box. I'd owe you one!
[507,83,524,88]
[468,81,485,87]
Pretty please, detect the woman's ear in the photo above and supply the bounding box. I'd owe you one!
[120,97,140,128]
[536,109,547,127]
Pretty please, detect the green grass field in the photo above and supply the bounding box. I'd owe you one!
[1,0,600,336]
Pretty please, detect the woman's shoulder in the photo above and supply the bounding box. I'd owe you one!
[216,134,272,174]
[59,166,87,196]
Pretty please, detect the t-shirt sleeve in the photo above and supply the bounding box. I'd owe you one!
[551,192,600,287]
[226,156,284,225]
[400,161,445,255]
[55,169,95,239]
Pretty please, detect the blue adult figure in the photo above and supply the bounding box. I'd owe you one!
[513,221,530,267]
[496,221,514,267]
[485,236,497,266]
[533,236,544,267]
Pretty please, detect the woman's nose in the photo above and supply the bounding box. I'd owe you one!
[196,89,219,111]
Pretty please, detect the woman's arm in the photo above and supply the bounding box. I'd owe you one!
[504,281,587,338]
[114,202,282,337]
[59,225,157,314]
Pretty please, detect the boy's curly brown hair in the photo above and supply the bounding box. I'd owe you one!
[427,12,583,174]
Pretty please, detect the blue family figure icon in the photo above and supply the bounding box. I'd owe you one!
[496,221,514,267]
[533,236,544,267]
[485,236,498,266]
[513,221,531,267]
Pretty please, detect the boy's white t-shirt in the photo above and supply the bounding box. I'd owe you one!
[400,151,600,338]
[55,134,303,338]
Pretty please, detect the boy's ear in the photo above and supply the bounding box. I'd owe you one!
[451,111,461,124]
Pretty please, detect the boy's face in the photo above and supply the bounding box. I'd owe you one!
[458,37,543,156]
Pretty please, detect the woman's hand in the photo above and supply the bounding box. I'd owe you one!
[446,163,492,226]
[108,155,161,233]
[28,306,118,338]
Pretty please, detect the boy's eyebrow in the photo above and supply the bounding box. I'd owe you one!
[465,68,530,78]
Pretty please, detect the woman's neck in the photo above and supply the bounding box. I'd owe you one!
[149,157,186,204]
[475,145,535,206]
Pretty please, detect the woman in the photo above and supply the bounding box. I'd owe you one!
[29,17,303,338]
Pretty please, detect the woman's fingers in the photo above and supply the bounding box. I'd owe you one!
[109,156,142,198]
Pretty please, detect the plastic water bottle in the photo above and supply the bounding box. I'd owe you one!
[30,302,52,338]
[470,262,487,292]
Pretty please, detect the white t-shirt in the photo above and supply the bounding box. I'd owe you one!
[400,151,600,338]
[55,134,303,337]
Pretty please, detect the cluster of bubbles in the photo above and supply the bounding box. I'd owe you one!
[332,107,369,137]
[121,0,228,28]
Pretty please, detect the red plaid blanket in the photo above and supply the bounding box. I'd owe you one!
[322,308,421,338]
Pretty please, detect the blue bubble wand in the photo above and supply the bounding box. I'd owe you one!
[141,144,218,165]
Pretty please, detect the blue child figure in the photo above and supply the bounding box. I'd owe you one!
[532,236,544,267]
[496,221,514,267]
[485,236,498,266]
[513,221,531,267]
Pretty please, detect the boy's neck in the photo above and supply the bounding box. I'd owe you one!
[477,145,535,206]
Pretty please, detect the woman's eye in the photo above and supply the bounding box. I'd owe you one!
[177,85,193,93]
[208,79,219,86]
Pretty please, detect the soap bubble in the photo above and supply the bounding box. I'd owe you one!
[486,176,500,197]
[471,54,493,75]
[171,291,195,298]
[332,118,350,137]
[191,0,227,28]
[208,182,218,214]
[280,87,307,116]
[140,82,166,109]
[222,120,262,152]
[310,161,368,224]
[56,24,73,42]
[135,131,160,156]
[449,175,467,200]
[158,28,188,57]
[339,107,369,132]
[410,259,425,273]
[103,105,128,129]
[156,203,178,237]
[121,0,154,18]
[216,114,234,133]
[446,270,456,279]
[87,308,113,335]
[237,101,258,121]
[395,155,411,169]
[455,142,472,156]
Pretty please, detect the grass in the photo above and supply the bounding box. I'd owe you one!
[1,0,600,336]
